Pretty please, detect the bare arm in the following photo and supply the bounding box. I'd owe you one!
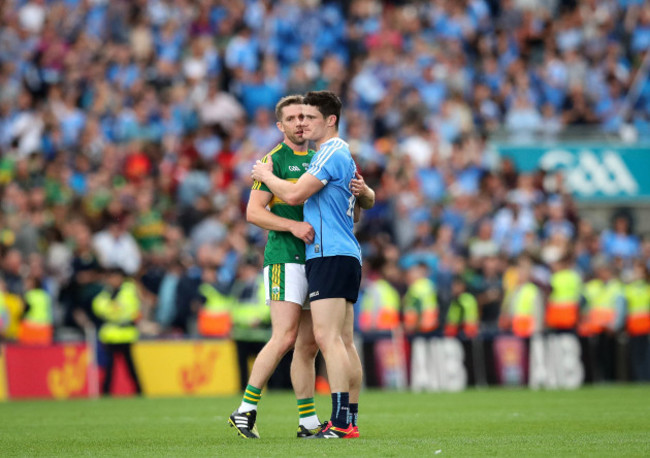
[247,189,314,244]
[350,171,376,209]
[252,157,324,206]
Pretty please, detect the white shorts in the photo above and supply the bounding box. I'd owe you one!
[263,263,310,310]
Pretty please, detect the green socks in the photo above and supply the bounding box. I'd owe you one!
[239,385,262,413]
[297,397,320,429]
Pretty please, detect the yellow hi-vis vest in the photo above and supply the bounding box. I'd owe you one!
[624,280,650,336]
[359,279,400,332]
[18,288,53,345]
[445,292,479,338]
[231,275,270,342]
[579,279,622,336]
[511,282,539,338]
[403,277,438,334]
[546,269,582,329]
[92,281,140,344]
[197,283,232,337]
[23,289,52,324]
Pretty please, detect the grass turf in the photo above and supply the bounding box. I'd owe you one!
[1,386,649,456]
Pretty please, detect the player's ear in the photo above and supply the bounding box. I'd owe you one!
[327,114,337,127]
[276,121,284,133]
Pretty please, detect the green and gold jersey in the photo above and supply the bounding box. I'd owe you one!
[251,142,315,267]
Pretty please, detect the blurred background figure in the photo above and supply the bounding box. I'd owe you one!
[197,252,233,338]
[500,256,543,340]
[403,262,438,336]
[359,257,401,335]
[229,255,274,390]
[474,255,504,334]
[92,211,142,276]
[579,257,625,382]
[545,253,583,333]
[92,268,142,396]
[623,261,650,382]
[17,268,53,345]
[444,276,479,340]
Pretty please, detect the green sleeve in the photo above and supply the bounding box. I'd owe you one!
[251,152,282,194]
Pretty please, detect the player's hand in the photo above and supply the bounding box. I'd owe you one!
[251,157,273,182]
[350,171,367,197]
[290,221,315,244]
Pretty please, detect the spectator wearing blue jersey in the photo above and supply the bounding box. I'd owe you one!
[252,91,375,439]
[601,215,641,261]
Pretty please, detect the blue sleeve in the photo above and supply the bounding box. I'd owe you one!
[307,147,340,184]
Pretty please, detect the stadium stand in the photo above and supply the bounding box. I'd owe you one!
[0,0,649,384]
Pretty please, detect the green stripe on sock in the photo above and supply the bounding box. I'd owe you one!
[243,385,262,405]
[246,385,262,395]
[297,397,316,418]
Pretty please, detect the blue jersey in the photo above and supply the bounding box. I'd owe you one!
[304,137,361,264]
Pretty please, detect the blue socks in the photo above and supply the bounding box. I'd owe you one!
[349,402,358,427]
[331,392,349,428]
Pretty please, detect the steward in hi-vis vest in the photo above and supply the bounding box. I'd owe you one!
[229,258,273,391]
[546,255,582,331]
[197,266,233,338]
[230,267,271,343]
[92,268,142,395]
[500,255,543,338]
[624,261,650,337]
[359,262,401,333]
[445,276,479,338]
[403,263,438,335]
[624,261,650,381]
[578,258,624,382]
[578,260,624,337]
[18,277,53,345]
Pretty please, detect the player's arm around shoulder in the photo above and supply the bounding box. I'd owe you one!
[286,172,325,206]
[350,171,376,209]
[252,154,324,206]
[246,190,314,244]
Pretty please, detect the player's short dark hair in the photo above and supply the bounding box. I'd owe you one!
[303,90,342,129]
[275,94,304,121]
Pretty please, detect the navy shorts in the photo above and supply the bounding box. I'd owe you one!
[306,256,362,303]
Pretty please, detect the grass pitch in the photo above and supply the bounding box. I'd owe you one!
[1,385,649,456]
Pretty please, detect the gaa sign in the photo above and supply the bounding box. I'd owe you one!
[497,144,650,201]
[540,149,638,197]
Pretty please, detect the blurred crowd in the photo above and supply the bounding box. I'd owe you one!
[0,0,649,358]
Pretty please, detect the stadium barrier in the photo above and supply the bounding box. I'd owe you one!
[0,340,239,400]
[1,332,643,400]
[365,332,623,391]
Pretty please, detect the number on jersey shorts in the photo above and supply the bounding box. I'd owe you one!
[263,263,309,309]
